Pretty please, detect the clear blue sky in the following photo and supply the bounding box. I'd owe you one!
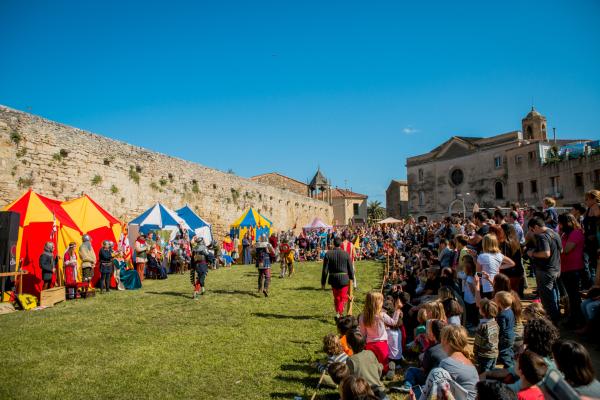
[1,1,599,202]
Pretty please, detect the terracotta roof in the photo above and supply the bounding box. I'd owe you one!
[331,188,367,199]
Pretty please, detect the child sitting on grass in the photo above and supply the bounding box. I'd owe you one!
[443,298,463,326]
[346,330,387,400]
[495,291,516,368]
[473,299,499,373]
[407,308,430,355]
[314,333,350,387]
[337,316,358,356]
[515,350,547,400]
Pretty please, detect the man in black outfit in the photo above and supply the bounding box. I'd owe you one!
[321,237,355,318]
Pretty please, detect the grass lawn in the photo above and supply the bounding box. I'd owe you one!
[0,260,384,400]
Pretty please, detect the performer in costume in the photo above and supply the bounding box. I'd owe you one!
[190,239,209,299]
[134,234,148,281]
[321,237,355,318]
[242,233,252,265]
[279,238,295,278]
[64,242,79,299]
[113,251,141,290]
[340,232,357,289]
[256,235,273,297]
[79,234,96,287]
[40,241,57,290]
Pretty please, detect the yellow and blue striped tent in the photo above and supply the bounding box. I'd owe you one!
[230,207,272,243]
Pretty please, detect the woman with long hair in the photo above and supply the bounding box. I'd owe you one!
[358,291,401,373]
[500,223,525,297]
[476,234,515,299]
[559,213,585,326]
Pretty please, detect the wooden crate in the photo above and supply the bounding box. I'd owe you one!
[40,286,65,307]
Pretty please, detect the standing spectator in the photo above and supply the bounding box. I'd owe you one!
[477,234,515,299]
[495,291,516,368]
[469,212,490,254]
[543,197,559,231]
[501,223,525,297]
[558,213,585,326]
[98,240,114,293]
[526,217,563,323]
[473,299,499,373]
[438,239,455,269]
[507,211,525,245]
[583,190,600,287]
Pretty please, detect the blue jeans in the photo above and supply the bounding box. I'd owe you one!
[477,357,497,373]
[581,299,600,322]
[404,367,426,387]
[498,346,514,368]
[534,268,560,322]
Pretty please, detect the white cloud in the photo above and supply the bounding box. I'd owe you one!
[402,126,419,135]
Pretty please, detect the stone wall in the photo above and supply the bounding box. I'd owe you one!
[249,173,309,197]
[0,106,332,236]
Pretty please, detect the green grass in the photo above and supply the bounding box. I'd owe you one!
[0,260,384,400]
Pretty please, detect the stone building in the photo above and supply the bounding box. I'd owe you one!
[406,107,599,220]
[386,180,409,219]
[331,188,368,225]
[250,172,309,196]
[0,105,333,236]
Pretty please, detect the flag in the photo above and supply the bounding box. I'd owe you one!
[50,213,57,240]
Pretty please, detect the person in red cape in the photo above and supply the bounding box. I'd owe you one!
[64,242,79,299]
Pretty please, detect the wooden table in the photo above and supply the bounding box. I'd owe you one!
[0,270,28,297]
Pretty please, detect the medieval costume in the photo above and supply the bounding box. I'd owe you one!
[113,253,141,290]
[256,235,273,297]
[39,241,56,290]
[340,235,357,289]
[134,234,148,281]
[98,241,114,293]
[279,240,294,278]
[64,242,79,299]
[79,235,97,286]
[242,234,252,265]
[190,243,209,299]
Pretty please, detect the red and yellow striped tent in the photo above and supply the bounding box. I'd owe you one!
[2,190,82,296]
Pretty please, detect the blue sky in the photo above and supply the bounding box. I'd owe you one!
[1,1,599,202]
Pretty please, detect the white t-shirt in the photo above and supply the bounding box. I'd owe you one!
[477,252,504,293]
[463,275,476,305]
[387,328,403,360]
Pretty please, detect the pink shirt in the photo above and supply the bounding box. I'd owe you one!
[359,310,401,343]
[560,228,584,272]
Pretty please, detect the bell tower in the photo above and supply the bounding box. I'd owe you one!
[521,106,547,141]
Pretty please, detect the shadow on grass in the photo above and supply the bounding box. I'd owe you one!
[252,312,329,323]
[146,291,191,299]
[275,374,319,387]
[289,286,322,291]
[270,392,304,399]
[280,363,314,373]
[210,289,258,297]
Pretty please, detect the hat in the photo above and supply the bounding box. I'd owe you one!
[68,242,76,247]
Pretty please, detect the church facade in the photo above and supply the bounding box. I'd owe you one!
[406,108,600,220]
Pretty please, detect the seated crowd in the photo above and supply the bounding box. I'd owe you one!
[312,191,600,400]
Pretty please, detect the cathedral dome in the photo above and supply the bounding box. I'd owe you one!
[525,107,544,119]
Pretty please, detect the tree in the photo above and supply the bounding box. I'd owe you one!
[367,200,386,223]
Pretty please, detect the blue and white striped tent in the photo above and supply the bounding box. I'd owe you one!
[176,205,213,244]
[130,203,191,236]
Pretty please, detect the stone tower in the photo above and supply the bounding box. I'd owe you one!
[308,168,332,204]
[521,107,547,140]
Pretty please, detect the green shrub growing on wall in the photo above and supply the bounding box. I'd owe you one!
[91,175,102,185]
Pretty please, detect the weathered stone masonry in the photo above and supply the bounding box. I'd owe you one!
[0,105,332,236]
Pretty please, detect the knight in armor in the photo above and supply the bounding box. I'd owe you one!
[190,240,209,299]
[256,235,274,297]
